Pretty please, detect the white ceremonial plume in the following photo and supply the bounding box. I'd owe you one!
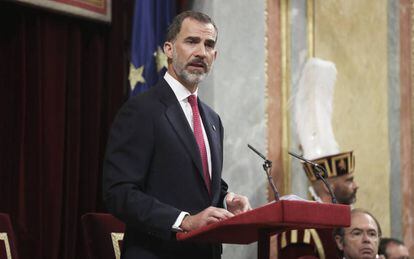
[293,58,339,160]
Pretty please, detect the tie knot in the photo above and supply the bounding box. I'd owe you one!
[188,95,198,107]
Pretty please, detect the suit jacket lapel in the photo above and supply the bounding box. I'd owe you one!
[156,80,206,191]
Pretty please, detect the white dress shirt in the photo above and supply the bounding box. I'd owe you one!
[164,72,212,177]
[164,72,213,231]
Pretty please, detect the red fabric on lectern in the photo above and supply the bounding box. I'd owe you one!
[177,200,350,244]
[81,213,125,259]
[0,213,19,259]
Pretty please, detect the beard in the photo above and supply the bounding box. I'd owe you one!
[335,189,357,205]
[172,48,210,85]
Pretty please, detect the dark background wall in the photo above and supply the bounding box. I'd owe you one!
[0,1,132,258]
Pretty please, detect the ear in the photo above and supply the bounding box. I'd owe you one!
[323,179,335,194]
[163,41,173,59]
[320,181,333,194]
[335,235,344,251]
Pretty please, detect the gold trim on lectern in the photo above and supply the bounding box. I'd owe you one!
[111,232,124,259]
[0,232,12,259]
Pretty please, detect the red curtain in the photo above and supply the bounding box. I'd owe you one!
[0,1,132,258]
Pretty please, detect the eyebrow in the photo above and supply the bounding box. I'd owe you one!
[184,36,216,45]
[185,36,200,41]
[350,227,377,233]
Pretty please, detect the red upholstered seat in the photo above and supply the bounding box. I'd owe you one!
[0,213,19,259]
[81,213,125,259]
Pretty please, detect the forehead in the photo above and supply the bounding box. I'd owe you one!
[177,18,217,40]
[349,212,378,231]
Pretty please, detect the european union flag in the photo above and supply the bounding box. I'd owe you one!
[129,0,176,96]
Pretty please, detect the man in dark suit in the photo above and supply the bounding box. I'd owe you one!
[103,11,251,259]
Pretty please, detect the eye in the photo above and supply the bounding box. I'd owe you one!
[367,230,378,238]
[205,40,216,49]
[185,37,200,44]
[350,230,362,237]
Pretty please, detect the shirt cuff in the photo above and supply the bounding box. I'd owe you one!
[172,211,190,232]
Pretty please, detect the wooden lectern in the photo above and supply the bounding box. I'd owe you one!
[177,200,350,259]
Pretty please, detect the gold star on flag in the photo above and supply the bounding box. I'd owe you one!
[154,46,168,72]
[129,63,146,90]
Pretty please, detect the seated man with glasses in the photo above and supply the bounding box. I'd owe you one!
[334,208,382,259]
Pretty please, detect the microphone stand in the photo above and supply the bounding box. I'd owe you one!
[247,144,280,201]
[288,151,337,204]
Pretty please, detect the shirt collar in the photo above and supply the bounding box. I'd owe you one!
[164,72,198,102]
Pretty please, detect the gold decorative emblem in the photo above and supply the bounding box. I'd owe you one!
[154,46,168,72]
[111,232,124,259]
[129,64,146,90]
[0,232,12,259]
[338,159,346,171]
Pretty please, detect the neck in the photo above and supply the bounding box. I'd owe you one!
[309,186,333,204]
[185,83,198,93]
[319,194,334,204]
[167,66,198,93]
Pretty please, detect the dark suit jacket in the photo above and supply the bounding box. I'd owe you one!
[103,78,228,259]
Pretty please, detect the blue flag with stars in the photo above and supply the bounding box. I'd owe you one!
[129,0,176,96]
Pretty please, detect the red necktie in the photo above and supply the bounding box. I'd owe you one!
[187,95,212,195]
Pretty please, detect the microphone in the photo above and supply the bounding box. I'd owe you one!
[288,152,325,172]
[288,151,337,204]
[247,144,280,201]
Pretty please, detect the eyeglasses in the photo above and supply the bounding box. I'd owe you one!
[345,229,379,240]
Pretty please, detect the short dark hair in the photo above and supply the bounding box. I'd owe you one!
[333,208,382,239]
[166,11,218,42]
[378,237,405,257]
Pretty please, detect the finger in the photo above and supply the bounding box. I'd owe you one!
[229,198,251,213]
[210,208,234,219]
[206,216,220,225]
[241,199,251,212]
[225,192,235,204]
[235,196,251,211]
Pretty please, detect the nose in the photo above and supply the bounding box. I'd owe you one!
[361,232,371,243]
[194,43,207,57]
[361,230,378,244]
[352,181,359,191]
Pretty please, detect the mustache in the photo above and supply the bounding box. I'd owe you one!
[351,189,358,197]
[186,58,207,70]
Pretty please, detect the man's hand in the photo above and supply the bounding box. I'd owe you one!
[225,192,251,215]
[180,206,234,232]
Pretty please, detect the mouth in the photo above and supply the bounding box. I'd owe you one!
[187,60,207,71]
[360,247,374,255]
